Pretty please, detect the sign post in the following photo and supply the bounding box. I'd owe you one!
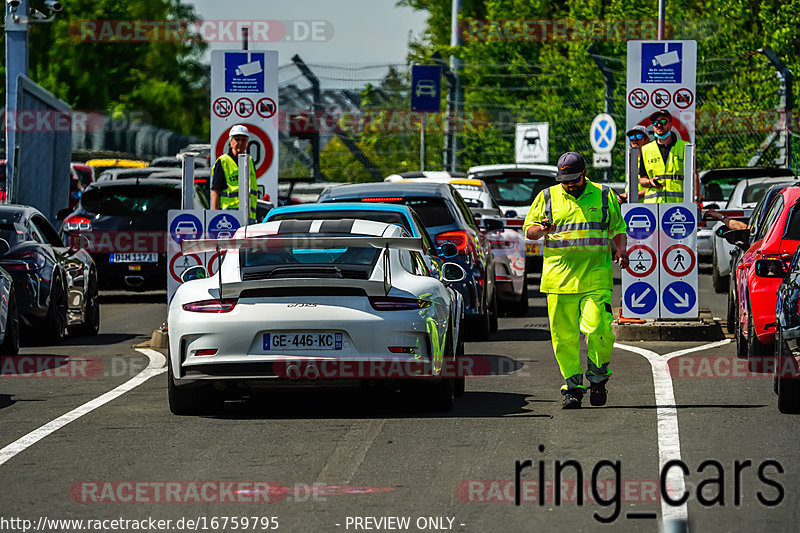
[590,113,616,177]
[411,65,441,171]
[211,50,279,206]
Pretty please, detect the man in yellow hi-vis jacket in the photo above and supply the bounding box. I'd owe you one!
[211,124,257,221]
[638,109,699,203]
[523,152,628,409]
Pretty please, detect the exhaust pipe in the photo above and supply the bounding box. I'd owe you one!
[124,275,145,288]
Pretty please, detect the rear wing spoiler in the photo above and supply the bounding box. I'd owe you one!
[181,236,423,255]
[180,235,424,298]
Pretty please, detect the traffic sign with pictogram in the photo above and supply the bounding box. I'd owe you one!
[590,113,616,153]
[662,280,697,315]
[662,243,695,277]
[623,282,658,316]
[211,50,279,207]
[626,40,697,142]
[628,88,649,109]
[661,205,695,240]
[235,97,254,118]
[215,123,275,178]
[207,212,241,239]
[674,88,694,109]
[213,97,232,118]
[627,245,657,277]
[257,97,276,118]
[169,252,202,284]
[624,206,657,240]
[651,88,671,108]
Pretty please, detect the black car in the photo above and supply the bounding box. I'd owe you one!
[317,182,499,340]
[60,178,181,291]
[0,205,98,342]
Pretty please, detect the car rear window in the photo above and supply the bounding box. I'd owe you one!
[326,197,455,227]
[478,173,557,206]
[81,185,180,216]
[742,182,786,205]
[784,206,800,240]
[269,211,411,233]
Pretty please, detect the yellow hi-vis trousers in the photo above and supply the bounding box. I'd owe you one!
[546,289,614,392]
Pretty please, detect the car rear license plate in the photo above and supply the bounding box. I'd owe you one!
[264,332,342,350]
[525,243,540,255]
[111,253,157,263]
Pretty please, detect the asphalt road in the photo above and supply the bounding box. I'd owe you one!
[1,269,798,533]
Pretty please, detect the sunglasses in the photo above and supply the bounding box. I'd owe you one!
[652,118,669,126]
[628,133,645,140]
[561,176,582,184]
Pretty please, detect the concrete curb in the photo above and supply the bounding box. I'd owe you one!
[612,306,725,342]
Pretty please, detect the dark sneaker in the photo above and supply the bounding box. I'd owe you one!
[590,381,608,406]
[561,389,583,409]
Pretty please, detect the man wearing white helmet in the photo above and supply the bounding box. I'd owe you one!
[211,124,257,220]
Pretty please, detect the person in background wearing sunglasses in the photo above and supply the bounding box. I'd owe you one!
[618,125,650,202]
[637,109,699,203]
[523,152,628,410]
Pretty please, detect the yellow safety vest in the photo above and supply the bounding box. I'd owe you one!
[641,139,687,203]
[216,153,257,220]
[523,180,626,294]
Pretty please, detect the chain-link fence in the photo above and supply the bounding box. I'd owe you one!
[278,49,796,183]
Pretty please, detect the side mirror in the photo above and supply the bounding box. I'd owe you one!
[722,228,749,248]
[754,258,787,278]
[504,210,518,218]
[438,242,459,259]
[0,238,9,257]
[440,262,467,284]
[181,265,207,283]
[483,218,504,233]
[56,208,72,221]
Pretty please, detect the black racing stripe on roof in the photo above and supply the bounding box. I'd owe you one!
[319,219,355,234]
[278,220,313,234]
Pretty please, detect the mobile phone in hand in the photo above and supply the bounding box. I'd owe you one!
[541,219,552,230]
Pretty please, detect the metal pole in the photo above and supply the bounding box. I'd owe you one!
[447,0,462,173]
[5,0,29,204]
[587,44,615,182]
[292,55,321,180]
[420,113,426,171]
[181,155,195,209]
[758,46,793,169]
[658,0,666,40]
[683,144,695,203]
[238,154,251,224]
[627,146,640,203]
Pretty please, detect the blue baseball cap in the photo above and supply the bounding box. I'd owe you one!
[556,152,586,182]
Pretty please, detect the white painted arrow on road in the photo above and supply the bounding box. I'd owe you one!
[631,287,652,308]
[668,287,691,307]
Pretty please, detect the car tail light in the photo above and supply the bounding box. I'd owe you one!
[496,274,512,282]
[368,296,431,310]
[193,349,218,357]
[435,230,477,261]
[360,197,403,202]
[388,346,417,354]
[182,298,238,313]
[0,251,47,271]
[754,255,786,278]
[64,216,92,232]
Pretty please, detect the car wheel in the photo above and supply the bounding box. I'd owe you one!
[70,273,100,337]
[776,338,800,413]
[726,280,737,335]
[469,292,491,342]
[454,332,465,397]
[42,272,67,344]
[512,275,529,317]
[747,312,771,371]
[168,361,221,416]
[489,289,499,333]
[712,248,728,294]
[0,288,20,355]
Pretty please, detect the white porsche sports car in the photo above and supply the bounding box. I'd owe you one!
[167,219,467,415]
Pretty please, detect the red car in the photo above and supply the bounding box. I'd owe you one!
[735,185,800,368]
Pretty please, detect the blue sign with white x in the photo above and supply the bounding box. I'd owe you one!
[589,113,616,153]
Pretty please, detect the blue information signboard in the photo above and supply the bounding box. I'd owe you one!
[225,52,265,93]
[623,282,658,315]
[641,43,683,84]
[411,65,442,113]
[662,280,696,315]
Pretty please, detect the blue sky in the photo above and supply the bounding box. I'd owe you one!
[187,0,429,66]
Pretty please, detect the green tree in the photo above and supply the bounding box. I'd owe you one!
[2,0,209,137]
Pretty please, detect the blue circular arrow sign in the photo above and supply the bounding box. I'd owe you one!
[624,206,657,240]
[624,282,658,314]
[662,281,696,314]
[661,206,695,240]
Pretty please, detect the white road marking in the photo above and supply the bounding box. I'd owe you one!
[315,419,385,484]
[0,348,166,467]
[614,339,731,524]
